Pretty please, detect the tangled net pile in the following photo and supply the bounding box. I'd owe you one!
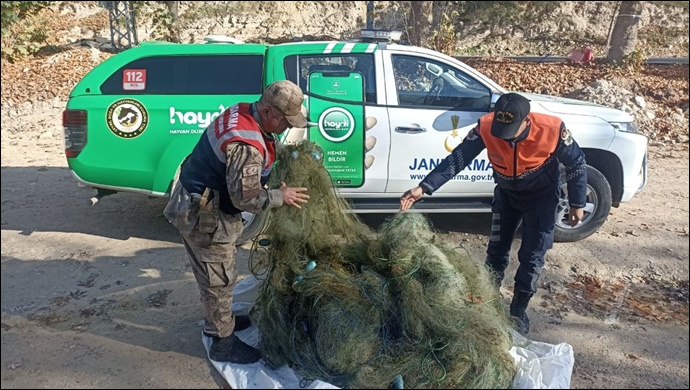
[251,141,516,389]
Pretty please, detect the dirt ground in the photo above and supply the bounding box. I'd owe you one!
[1,100,688,389]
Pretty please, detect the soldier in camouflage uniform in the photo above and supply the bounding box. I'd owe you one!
[164,80,310,364]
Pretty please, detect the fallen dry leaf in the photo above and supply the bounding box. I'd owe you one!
[464,292,484,304]
[625,353,641,360]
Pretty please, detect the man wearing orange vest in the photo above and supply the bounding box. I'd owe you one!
[400,93,587,335]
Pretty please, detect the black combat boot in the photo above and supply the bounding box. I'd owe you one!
[234,315,251,332]
[509,292,533,335]
[207,333,262,364]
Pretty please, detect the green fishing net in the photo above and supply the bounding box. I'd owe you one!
[251,141,516,389]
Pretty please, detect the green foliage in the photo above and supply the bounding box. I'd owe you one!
[1,1,52,36]
[130,1,177,42]
[1,23,48,62]
[462,45,488,56]
[1,1,52,63]
[623,47,647,71]
[150,4,177,42]
[390,1,573,55]
[428,8,460,55]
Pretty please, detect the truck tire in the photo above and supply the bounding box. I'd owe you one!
[237,211,270,245]
[554,165,612,243]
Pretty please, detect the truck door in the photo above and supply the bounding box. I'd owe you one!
[278,48,390,194]
[382,50,496,196]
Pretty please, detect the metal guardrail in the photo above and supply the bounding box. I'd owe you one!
[642,57,689,65]
[455,56,689,65]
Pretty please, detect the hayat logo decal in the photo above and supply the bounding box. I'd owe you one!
[169,105,228,129]
[106,99,149,138]
[318,107,355,142]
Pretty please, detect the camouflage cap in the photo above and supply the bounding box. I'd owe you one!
[261,80,308,128]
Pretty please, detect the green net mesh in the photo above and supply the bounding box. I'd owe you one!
[251,141,516,389]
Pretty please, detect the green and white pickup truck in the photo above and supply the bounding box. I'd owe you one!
[63,30,648,243]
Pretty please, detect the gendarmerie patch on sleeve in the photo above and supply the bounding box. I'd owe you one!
[465,127,479,141]
[241,164,262,200]
[561,127,573,146]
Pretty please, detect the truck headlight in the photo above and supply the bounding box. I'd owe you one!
[610,122,640,134]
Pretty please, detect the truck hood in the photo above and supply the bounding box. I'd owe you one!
[517,92,633,122]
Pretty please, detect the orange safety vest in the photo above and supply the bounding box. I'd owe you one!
[478,112,562,178]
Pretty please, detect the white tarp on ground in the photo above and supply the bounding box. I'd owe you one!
[202,276,574,389]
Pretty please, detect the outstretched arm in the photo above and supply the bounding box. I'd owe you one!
[555,123,588,226]
[226,142,311,214]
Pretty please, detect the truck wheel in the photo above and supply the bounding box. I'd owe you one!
[237,211,270,245]
[554,165,612,243]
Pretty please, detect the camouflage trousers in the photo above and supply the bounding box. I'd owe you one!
[180,211,244,338]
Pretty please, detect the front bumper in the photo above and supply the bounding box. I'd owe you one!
[609,132,648,203]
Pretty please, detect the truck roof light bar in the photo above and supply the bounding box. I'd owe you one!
[351,29,402,43]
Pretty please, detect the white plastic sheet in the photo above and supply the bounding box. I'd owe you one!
[509,330,575,389]
[202,276,574,389]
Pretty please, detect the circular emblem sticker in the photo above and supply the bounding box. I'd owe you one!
[106,99,149,138]
[318,107,355,142]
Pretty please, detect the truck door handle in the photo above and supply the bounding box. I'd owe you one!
[395,126,427,133]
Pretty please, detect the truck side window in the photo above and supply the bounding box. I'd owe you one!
[391,54,490,110]
[100,55,264,95]
[283,54,377,103]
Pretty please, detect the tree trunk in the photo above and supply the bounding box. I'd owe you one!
[607,1,644,64]
[408,1,433,47]
[165,1,180,43]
